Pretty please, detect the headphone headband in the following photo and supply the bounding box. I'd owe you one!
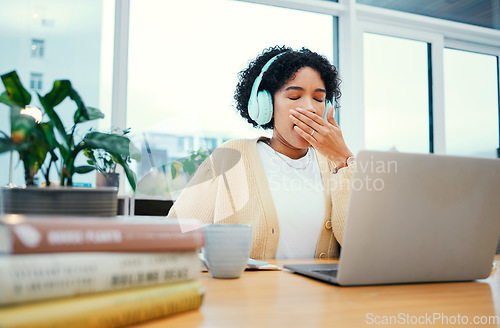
[260,53,284,75]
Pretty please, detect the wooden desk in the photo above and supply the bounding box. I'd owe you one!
[135,256,500,327]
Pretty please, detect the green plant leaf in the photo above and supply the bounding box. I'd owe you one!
[75,106,105,123]
[43,80,72,108]
[171,161,181,180]
[115,155,137,191]
[74,165,95,174]
[70,88,90,123]
[4,103,52,185]
[125,167,137,191]
[17,137,49,182]
[56,142,69,163]
[37,122,60,168]
[0,71,31,107]
[79,132,139,190]
[181,159,196,177]
[39,122,59,150]
[82,132,133,156]
[0,137,15,154]
[31,138,49,169]
[0,91,15,107]
[10,109,37,142]
[84,148,97,162]
[129,141,141,161]
[39,91,70,147]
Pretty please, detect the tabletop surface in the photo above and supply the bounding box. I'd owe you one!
[132,256,500,328]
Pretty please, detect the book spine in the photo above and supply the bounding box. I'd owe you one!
[0,280,205,328]
[1,218,204,254]
[0,252,201,306]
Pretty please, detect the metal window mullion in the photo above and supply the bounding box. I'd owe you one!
[430,36,446,155]
[111,0,129,130]
[497,56,500,158]
[338,0,365,154]
[427,43,434,153]
[111,0,130,195]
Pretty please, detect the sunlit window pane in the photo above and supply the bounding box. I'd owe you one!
[444,49,499,158]
[363,33,430,153]
[128,0,335,182]
[0,0,114,187]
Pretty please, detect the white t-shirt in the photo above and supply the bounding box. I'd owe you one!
[257,141,325,259]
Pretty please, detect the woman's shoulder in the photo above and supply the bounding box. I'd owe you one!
[208,137,265,170]
[219,137,265,149]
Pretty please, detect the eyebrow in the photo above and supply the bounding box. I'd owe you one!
[285,86,326,93]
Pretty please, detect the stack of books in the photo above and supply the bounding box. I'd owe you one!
[0,215,205,328]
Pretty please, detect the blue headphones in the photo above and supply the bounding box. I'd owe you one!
[247,53,333,126]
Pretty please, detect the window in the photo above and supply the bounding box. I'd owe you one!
[201,137,218,150]
[30,72,43,91]
[31,39,45,58]
[363,33,431,153]
[443,49,499,158]
[0,0,114,187]
[127,0,336,185]
[2,0,499,193]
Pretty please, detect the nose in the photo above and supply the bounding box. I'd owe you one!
[301,98,317,115]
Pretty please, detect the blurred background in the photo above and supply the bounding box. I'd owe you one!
[1,0,499,196]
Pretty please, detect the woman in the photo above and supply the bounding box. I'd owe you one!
[167,46,354,259]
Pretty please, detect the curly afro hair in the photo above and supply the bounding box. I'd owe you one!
[234,45,341,130]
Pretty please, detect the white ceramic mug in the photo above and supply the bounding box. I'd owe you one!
[202,224,253,279]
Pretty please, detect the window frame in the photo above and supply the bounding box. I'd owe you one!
[444,40,500,157]
[30,72,44,91]
[109,0,500,157]
[357,22,444,154]
[31,38,45,58]
[441,45,500,158]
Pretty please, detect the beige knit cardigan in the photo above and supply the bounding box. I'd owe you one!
[167,137,353,259]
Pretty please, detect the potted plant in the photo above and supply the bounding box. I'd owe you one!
[170,147,212,182]
[167,148,212,197]
[135,148,212,198]
[85,149,121,188]
[0,70,140,216]
[84,129,134,189]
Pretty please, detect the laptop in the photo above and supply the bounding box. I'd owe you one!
[284,150,500,286]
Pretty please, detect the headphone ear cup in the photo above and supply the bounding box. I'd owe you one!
[255,90,273,125]
[248,92,259,123]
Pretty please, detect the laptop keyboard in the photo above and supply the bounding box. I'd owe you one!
[312,269,338,277]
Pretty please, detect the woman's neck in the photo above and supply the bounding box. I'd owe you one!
[268,129,307,160]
